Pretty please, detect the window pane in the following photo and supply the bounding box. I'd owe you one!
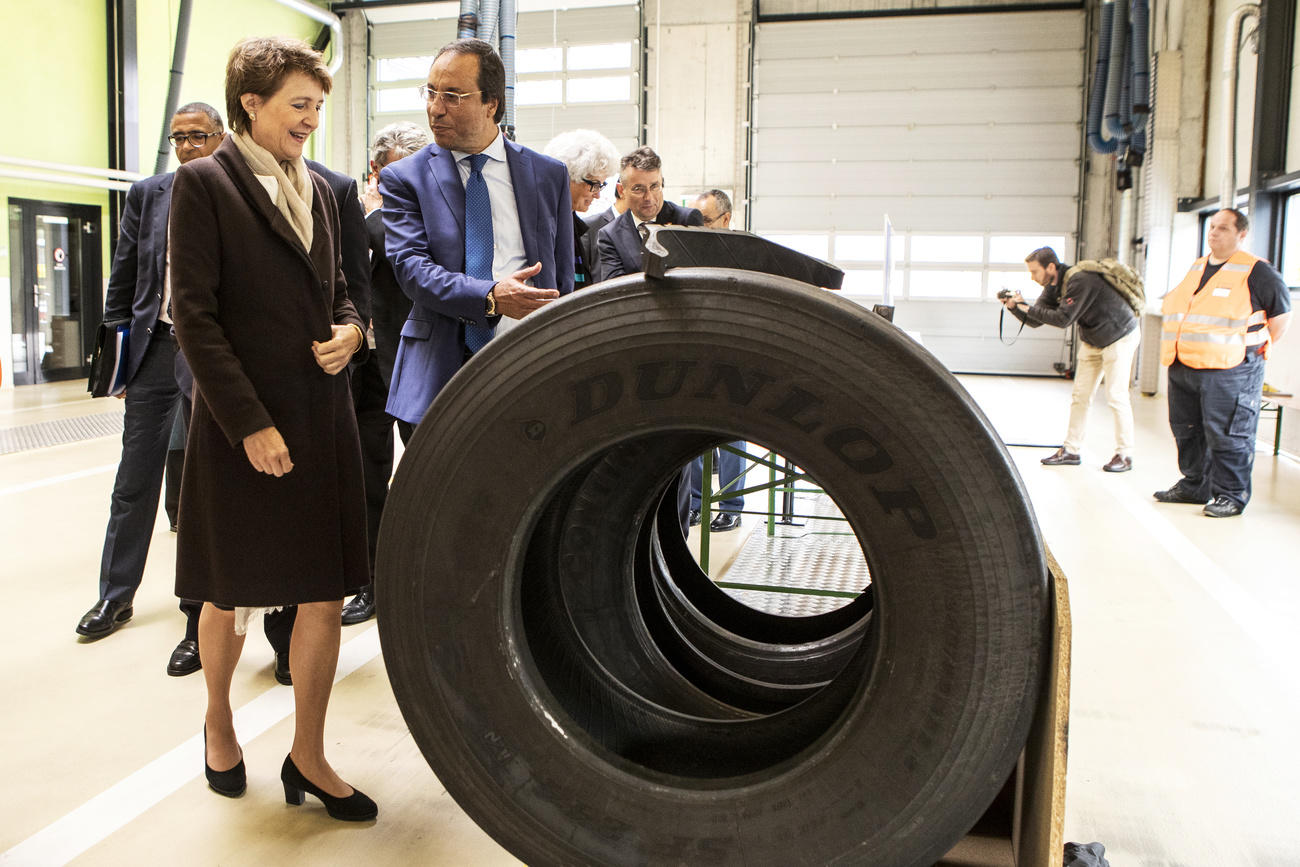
[517,79,563,106]
[988,270,1043,302]
[910,235,983,264]
[834,235,884,262]
[568,42,632,71]
[908,270,983,298]
[377,56,434,83]
[376,87,424,113]
[517,47,563,74]
[989,235,1068,263]
[566,75,630,103]
[761,233,829,261]
[1283,197,1300,286]
[840,269,883,294]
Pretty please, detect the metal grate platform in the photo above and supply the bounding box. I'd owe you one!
[717,492,871,617]
[0,411,124,456]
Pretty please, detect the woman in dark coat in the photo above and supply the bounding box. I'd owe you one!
[169,36,374,821]
[542,129,621,288]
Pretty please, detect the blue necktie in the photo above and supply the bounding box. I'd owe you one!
[463,152,495,354]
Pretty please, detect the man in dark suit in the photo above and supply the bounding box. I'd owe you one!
[76,103,224,673]
[596,146,704,282]
[380,38,573,426]
[580,182,626,281]
[335,122,430,625]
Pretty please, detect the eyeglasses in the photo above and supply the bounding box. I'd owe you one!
[580,178,607,193]
[627,182,662,196]
[168,132,218,147]
[417,85,483,108]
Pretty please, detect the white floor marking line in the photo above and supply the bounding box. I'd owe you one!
[1103,481,1299,688]
[0,464,118,497]
[0,625,382,867]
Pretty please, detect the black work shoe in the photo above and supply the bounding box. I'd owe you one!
[76,599,133,639]
[1153,485,1208,504]
[688,509,702,527]
[274,651,292,686]
[167,638,202,677]
[709,513,742,532]
[1040,448,1081,466]
[1203,496,1244,518]
[341,587,375,626]
[1102,454,1133,473]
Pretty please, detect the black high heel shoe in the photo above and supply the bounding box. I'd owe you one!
[203,725,246,798]
[281,754,377,821]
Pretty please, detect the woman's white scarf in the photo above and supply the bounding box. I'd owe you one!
[232,130,314,252]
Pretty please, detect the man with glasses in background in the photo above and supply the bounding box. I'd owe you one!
[77,103,223,677]
[380,38,572,425]
[595,146,704,282]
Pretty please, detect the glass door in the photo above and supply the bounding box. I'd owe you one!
[8,199,102,385]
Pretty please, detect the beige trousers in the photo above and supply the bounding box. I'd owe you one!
[1063,328,1140,457]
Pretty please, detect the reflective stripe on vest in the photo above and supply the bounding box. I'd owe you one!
[1160,250,1269,368]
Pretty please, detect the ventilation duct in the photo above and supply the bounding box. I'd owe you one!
[1087,0,1151,186]
[455,0,519,139]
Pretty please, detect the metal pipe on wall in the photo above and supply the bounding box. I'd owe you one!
[270,0,344,75]
[1220,3,1260,207]
[153,0,192,175]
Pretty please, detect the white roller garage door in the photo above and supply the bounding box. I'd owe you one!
[751,9,1087,375]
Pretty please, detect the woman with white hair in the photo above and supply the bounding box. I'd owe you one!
[543,129,620,288]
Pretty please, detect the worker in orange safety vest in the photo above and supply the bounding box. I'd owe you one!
[1154,208,1292,517]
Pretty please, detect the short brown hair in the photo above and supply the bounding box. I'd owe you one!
[621,146,662,175]
[225,37,332,135]
[1024,246,1061,269]
[1221,208,1250,233]
[435,38,505,124]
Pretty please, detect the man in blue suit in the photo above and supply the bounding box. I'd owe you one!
[76,104,224,671]
[380,38,573,425]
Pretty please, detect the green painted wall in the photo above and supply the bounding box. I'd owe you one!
[2,0,335,387]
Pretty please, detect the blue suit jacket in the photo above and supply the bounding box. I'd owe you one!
[379,139,574,423]
[104,173,174,385]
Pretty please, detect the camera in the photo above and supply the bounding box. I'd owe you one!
[996,288,1015,301]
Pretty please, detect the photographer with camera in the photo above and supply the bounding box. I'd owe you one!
[1002,247,1140,472]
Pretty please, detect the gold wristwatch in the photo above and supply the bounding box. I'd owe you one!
[485,288,497,317]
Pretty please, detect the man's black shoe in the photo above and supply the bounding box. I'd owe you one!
[1101,454,1133,473]
[274,651,292,686]
[167,639,202,677]
[688,509,702,527]
[1040,448,1081,466]
[709,513,742,532]
[76,599,133,639]
[1153,485,1208,504]
[1203,495,1244,518]
[341,587,375,626]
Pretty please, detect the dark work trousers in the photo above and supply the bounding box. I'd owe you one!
[98,329,199,635]
[1166,359,1265,508]
[352,354,396,579]
[690,443,747,514]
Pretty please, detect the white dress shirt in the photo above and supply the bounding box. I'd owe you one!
[452,131,527,283]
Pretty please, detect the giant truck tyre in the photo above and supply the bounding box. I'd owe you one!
[376,269,1050,866]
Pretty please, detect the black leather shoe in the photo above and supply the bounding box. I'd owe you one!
[76,599,133,639]
[1040,448,1081,466]
[274,651,292,686]
[1203,495,1244,518]
[167,639,201,677]
[282,754,377,821]
[709,512,742,532]
[204,725,246,798]
[688,509,702,527]
[1153,485,1207,504]
[341,587,375,626]
[1101,454,1133,473]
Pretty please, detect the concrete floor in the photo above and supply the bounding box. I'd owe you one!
[1,374,1297,865]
